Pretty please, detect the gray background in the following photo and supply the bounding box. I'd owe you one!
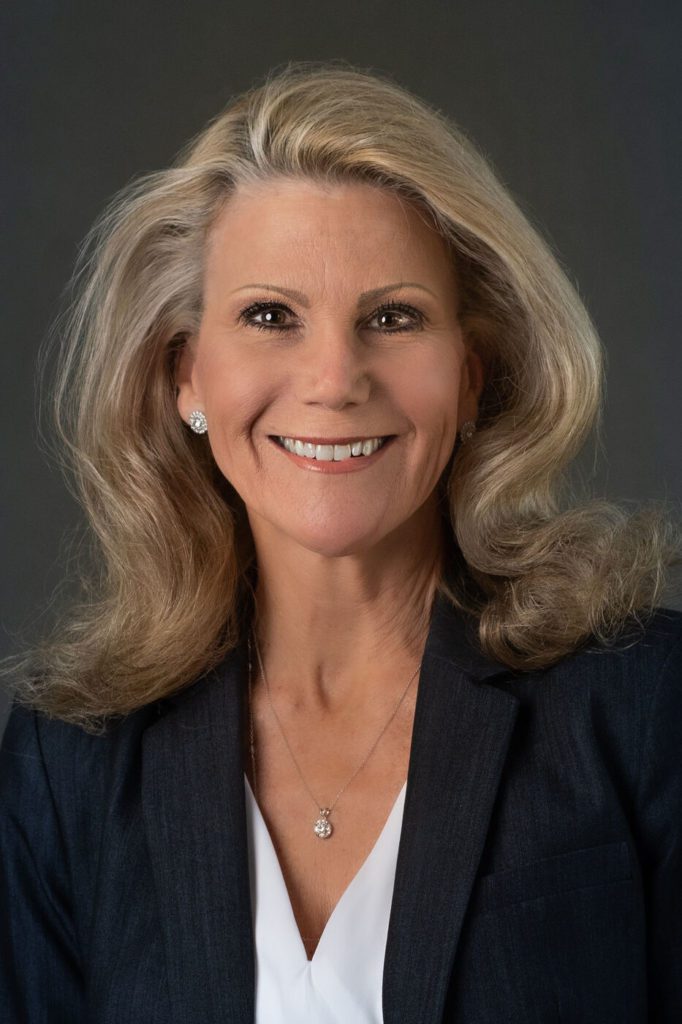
[2,0,681,734]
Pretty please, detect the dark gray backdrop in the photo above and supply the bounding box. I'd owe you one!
[2,0,681,733]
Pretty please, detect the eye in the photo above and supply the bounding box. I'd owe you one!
[367,301,424,333]
[238,301,296,332]
[236,298,425,334]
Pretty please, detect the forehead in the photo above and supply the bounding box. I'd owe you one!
[204,176,456,290]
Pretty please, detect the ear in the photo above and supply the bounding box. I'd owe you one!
[174,336,204,423]
[458,346,486,425]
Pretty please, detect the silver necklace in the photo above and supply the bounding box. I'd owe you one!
[247,629,419,840]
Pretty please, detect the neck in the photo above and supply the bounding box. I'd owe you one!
[249,514,444,716]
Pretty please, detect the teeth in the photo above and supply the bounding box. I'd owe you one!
[278,436,387,461]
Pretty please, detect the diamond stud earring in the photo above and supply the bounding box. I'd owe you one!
[188,410,208,434]
[459,420,477,444]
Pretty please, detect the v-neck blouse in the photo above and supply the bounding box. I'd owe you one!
[243,773,408,1023]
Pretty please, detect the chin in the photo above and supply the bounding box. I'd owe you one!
[302,539,377,559]
[270,515,391,560]
[294,531,384,560]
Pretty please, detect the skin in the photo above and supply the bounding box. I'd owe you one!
[176,176,485,728]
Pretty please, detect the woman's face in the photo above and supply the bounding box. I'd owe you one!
[176,177,484,560]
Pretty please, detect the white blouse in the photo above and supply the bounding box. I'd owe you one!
[243,773,407,1023]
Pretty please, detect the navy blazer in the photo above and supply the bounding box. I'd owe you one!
[1,592,681,1023]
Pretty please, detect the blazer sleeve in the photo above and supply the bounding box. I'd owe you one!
[0,703,85,1023]
[634,629,682,1021]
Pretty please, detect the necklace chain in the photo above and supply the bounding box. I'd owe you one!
[247,628,419,838]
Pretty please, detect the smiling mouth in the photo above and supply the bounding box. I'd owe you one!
[269,435,396,462]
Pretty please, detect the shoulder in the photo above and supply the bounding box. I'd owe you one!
[0,698,161,837]
[532,602,679,692]
[488,606,682,791]
[568,605,682,747]
[0,697,164,916]
[0,697,160,767]
[556,605,682,714]
[490,605,682,697]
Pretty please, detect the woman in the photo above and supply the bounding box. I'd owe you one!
[1,60,680,1023]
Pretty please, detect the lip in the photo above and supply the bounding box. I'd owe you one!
[268,435,397,474]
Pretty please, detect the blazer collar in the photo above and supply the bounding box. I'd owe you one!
[143,589,520,1024]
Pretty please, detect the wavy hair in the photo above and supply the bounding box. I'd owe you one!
[6,59,680,731]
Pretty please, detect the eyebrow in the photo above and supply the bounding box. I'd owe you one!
[231,282,438,307]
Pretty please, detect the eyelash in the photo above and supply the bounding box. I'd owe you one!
[237,299,425,334]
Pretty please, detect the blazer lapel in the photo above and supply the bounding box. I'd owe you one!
[142,639,255,1024]
[142,590,519,1024]
[382,594,520,1024]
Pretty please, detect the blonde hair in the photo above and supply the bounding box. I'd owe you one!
[6,59,680,731]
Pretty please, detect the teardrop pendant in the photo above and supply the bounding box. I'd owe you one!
[313,807,333,839]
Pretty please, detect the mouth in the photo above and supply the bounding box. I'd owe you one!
[268,434,397,469]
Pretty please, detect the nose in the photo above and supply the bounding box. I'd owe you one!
[297,325,372,410]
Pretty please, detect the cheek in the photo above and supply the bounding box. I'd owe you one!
[398,353,461,440]
[197,348,273,440]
